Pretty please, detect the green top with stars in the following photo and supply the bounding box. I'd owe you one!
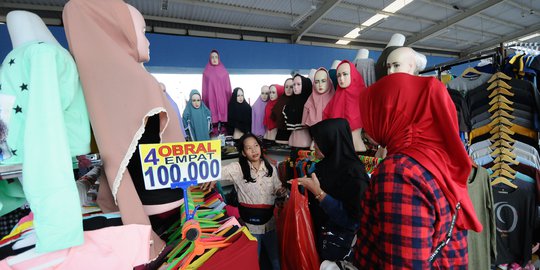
[0,41,90,252]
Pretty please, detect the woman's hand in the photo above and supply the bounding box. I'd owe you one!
[289,173,322,196]
[200,181,216,191]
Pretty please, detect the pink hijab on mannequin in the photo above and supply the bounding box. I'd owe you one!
[302,67,335,127]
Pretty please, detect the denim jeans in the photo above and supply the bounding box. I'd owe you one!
[253,229,281,270]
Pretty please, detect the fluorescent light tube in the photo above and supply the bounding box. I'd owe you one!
[336,39,351,45]
[518,33,540,41]
[383,0,414,13]
[344,27,362,38]
[361,14,389,27]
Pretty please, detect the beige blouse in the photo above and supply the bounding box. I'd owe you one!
[222,161,282,234]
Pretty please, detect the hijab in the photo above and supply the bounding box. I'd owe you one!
[183,90,211,141]
[323,60,365,130]
[251,95,268,137]
[284,74,312,127]
[303,68,335,127]
[310,118,369,219]
[360,72,482,232]
[375,46,401,80]
[272,78,293,129]
[63,0,184,198]
[264,84,284,130]
[202,50,232,123]
[228,87,252,133]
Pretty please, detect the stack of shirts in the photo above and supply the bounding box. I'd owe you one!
[468,72,539,267]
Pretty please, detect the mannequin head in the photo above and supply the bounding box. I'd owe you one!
[191,93,202,109]
[330,60,341,70]
[386,33,406,48]
[355,49,369,60]
[293,75,303,95]
[284,78,294,96]
[336,62,352,88]
[210,51,219,66]
[236,88,245,103]
[314,70,330,94]
[260,85,270,102]
[6,10,60,48]
[269,85,278,101]
[386,47,417,75]
[127,4,150,63]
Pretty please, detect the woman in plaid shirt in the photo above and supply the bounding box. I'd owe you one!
[355,48,482,269]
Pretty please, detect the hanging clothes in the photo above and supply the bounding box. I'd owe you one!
[354,58,376,86]
[251,96,267,137]
[303,68,335,127]
[263,84,283,131]
[182,90,211,141]
[227,87,252,135]
[202,50,232,124]
[323,60,366,131]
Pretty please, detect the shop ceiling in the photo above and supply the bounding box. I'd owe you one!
[1,0,540,58]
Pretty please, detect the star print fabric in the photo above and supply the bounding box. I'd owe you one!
[0,41,91,252]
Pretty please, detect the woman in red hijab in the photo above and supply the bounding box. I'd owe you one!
[355,48,481,269]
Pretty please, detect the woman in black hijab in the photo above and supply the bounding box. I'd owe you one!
[227,87,252,136]
[293,118,370,262]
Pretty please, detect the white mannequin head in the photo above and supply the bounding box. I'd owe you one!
[386,33,406,48]
[210,51,219,66]
[6,10,59,48]
[236,88,245,103]
[386,47,417,75]
[284,79,294,96]
[293,76,302,95]
[314,70,329,94]
[336,62,351,88]
[414,51,427,73]
[260,85,270,102]
[330,60,341,69]
[127,4,150,63]
[308,69,317,82]
[269,85,278,101]
[355,49,369,60]
[191,93,202,109]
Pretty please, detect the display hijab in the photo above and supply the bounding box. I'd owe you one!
[284,74,312,127]
[202,50,232,123]
[183,90,211,141]
[360,72,482,232]
[310,118,369,219]
[375,46,400,80]
[63,0,184,199]
[251,95,268,137]
[263,84,284,130]
[228,87,252,133]
[272,79,293,128]
[303,68,335,127]
[323,60,365,130]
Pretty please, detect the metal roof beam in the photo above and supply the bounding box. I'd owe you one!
[461,22,540,56]
[405,0,505,46]
[292,0,342,42]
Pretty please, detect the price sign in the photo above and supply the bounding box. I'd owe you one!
[139,140,221,190]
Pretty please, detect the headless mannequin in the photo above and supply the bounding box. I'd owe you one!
[355,49,369,60]
[7,11,60,47]
[387,33,406,47]
[336,63,366,152]
[275,80,293,145]
[233,89,245,139]
[264,85,279,140]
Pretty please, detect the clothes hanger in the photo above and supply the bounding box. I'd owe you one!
[490,139,514,150]
[488,116,514,128]
[489,124,515,135]
[488,88,515,98]
[488,101,514,113]
[461,66,482,77]
[488,72,512,83]
[491,148,517,159]
[490,176,518,188]
[488,131,515,143]
[487,80,512,91]
[490,110,515,120]
[494,154,519,165]
[490,162,516,174]
[489,95,513,106]
[490,168,516,179]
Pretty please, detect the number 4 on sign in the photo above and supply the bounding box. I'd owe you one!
[144,148,159,165]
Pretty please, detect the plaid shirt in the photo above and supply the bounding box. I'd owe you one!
[355,154,468,269]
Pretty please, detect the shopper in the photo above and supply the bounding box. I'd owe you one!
[203,133,286,270]
[355,47,482,269]
[294,118,370,262]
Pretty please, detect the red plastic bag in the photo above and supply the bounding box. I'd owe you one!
[277,179,320,270]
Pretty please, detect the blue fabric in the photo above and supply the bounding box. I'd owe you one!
[253,229,280,270]
[319,194,359,230]
[182,90,211,141]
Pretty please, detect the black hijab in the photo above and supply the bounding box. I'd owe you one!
[375,46,401,81]
[310,118,369,219]
[228,87,252,133]
[284,74,312,126]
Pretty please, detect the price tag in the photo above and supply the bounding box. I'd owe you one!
[139,140,221,190]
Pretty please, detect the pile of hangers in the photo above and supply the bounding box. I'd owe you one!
[468,72,540,189]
